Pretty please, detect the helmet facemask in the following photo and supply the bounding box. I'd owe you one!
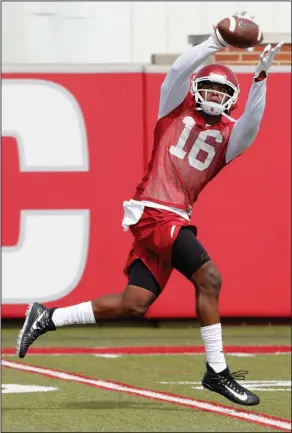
[191,75,239,121]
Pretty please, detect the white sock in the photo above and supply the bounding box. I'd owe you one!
[200,323,227,373]
[52,301,96,327]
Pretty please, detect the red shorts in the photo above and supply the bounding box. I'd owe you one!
[124,207,191,290]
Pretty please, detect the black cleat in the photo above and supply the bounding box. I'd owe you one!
[202,363,260,406]
[16,303,56,358]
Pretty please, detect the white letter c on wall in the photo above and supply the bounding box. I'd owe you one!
[2,79,90,303]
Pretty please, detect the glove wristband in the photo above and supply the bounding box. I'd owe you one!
[254,71,267,82]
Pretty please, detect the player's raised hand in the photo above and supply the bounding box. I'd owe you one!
[234,10,256,21]
[212,10,262,49]
[254,42,284,81]
[211,11,253,47]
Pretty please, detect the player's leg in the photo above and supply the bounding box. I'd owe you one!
[171,227,221,326]
[52,259,160,324]
[16,259,161,358]
[171,227,224,367]
[171,227,259,406]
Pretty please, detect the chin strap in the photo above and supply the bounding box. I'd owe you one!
[196,106,236,123]
[221,111,236,122]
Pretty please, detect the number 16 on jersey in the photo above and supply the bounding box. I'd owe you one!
[169,116,223,171]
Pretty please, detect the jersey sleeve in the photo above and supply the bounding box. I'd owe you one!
[158,36,223,120]
[225,79,267,163]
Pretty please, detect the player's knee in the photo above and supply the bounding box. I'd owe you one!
[192,265,222,297]
[121,299,149,317]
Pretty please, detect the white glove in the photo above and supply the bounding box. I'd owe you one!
[233,10,256,20]
[212,10,257,48]
[254,42,284,81]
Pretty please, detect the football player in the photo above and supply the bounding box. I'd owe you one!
[17,11,283,406]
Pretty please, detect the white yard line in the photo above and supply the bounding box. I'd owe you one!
[2,360,291,432]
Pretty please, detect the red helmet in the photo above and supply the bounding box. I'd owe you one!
[191,64,240,118]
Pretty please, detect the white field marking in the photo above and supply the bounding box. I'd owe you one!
[2,352,289,358]
[189,388,291,392]
[2,360,291,432]
[94,354,122,358]
[2,384,58,393]
[159,380,291,392]
[95,352,286,358]
[228,353,255,357]
[160,380,291,385]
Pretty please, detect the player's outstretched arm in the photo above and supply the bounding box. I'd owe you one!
[158,27,228,120]
[226,42,283,163]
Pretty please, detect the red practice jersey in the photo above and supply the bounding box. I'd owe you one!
[133,94,235,214]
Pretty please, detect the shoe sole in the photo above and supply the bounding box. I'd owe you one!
[16,303,34,358]
[202,382,259,406]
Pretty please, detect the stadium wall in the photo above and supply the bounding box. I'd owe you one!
[2,68,291,319]
[2,2,291,64]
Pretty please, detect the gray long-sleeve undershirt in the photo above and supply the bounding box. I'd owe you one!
[158,35,267,163]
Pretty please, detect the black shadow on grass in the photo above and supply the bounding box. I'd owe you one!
[61,400,190,411]
[3,400,188,411]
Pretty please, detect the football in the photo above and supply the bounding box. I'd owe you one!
[216,15,263,48]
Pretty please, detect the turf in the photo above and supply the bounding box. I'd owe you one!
[2,324,291,348]
[2,325,291,432]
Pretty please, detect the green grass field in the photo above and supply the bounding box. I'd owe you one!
[2,324,291,432]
